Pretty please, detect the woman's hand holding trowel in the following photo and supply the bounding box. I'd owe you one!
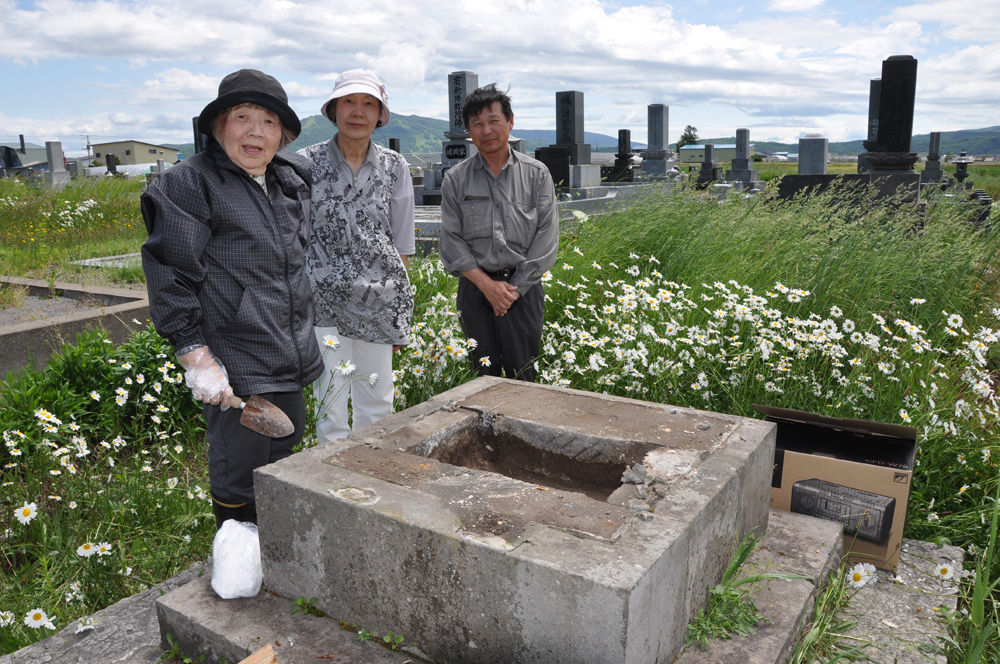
[177,345,234,406]
[177,346,293,437]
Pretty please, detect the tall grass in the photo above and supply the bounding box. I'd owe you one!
[1,181,999,660]
[0,176,146,284]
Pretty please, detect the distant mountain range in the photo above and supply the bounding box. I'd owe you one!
[165,118,1000,159]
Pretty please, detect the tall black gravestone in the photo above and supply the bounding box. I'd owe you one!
[858,55,918,173]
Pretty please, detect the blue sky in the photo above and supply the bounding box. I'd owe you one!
[1,0,998,155]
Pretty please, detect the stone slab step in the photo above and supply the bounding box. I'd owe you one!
[673,514,965,664]
[155,573,416,664]
[674,509,844,664]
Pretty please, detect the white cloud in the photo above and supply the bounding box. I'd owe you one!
[0,0,997,146]
[768,0,826,11]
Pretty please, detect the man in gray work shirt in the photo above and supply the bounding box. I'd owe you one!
[440,84,559,382]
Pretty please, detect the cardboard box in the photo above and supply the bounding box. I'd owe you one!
[757,405,917,571]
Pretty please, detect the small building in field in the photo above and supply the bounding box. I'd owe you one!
[91,141,179,166]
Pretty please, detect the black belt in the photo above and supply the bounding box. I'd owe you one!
[484,267,515,281]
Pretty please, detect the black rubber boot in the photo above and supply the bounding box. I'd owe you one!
[212,495,257,529]
[234,501,258,525]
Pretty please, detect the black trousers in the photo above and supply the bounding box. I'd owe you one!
[203,389,305,506]
[457,276,544,382]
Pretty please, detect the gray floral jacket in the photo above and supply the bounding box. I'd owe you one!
[300,138,414,345]
[140,142,323,395]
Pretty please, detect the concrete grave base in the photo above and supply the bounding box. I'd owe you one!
[255,377,775,664]
[0,276,149,378]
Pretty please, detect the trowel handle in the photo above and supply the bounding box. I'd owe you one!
[227,396,247,410]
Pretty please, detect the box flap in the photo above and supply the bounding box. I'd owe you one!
[754,404,917,441]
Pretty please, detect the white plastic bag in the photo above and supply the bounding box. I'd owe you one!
[211,520,262,599]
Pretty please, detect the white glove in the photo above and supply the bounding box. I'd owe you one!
[177,346,234,407]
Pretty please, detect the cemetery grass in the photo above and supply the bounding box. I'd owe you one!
[1,182,1000,660]
[0,176,147,287]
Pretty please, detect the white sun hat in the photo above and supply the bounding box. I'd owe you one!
[321,69,391,127]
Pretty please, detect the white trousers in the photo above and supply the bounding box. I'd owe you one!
[313,327,394,443]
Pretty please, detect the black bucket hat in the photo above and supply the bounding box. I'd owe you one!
[197,69,301,139]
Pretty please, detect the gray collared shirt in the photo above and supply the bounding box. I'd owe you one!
[439,148,558,294]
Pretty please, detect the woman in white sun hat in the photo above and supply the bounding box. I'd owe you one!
[299,69,415,442]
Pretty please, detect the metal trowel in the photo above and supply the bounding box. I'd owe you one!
[226,395,295,437]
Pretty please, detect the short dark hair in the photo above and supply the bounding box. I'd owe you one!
[462,83,513,127]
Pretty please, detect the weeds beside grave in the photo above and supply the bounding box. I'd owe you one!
[0,176,146,285]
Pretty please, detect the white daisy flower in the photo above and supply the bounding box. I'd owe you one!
[23,608,54,629]
[935,563,955,580]
[75,615,98,633]
[847,562,877,589]
[14,501,37,525]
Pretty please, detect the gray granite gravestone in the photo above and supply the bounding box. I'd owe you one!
[858,80,880,173]
[534,145,572,189]
[921,131,943,183]
[192,116,206,155]
[798,136,829,175]
[605,129,633,182]
[725,128,761,189]
[643,104,673,176]
[696,144,723,188]
[542,90,599,188]
[421,71,479,203]
[782,56,922,202]
[555,90,589,165]
[44,141,70,189]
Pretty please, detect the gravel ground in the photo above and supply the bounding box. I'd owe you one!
[0,295,100,328]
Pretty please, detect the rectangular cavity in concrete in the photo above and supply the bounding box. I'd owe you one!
[255,377,776,664]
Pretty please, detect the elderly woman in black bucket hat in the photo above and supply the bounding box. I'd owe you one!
[141,69,323,528]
